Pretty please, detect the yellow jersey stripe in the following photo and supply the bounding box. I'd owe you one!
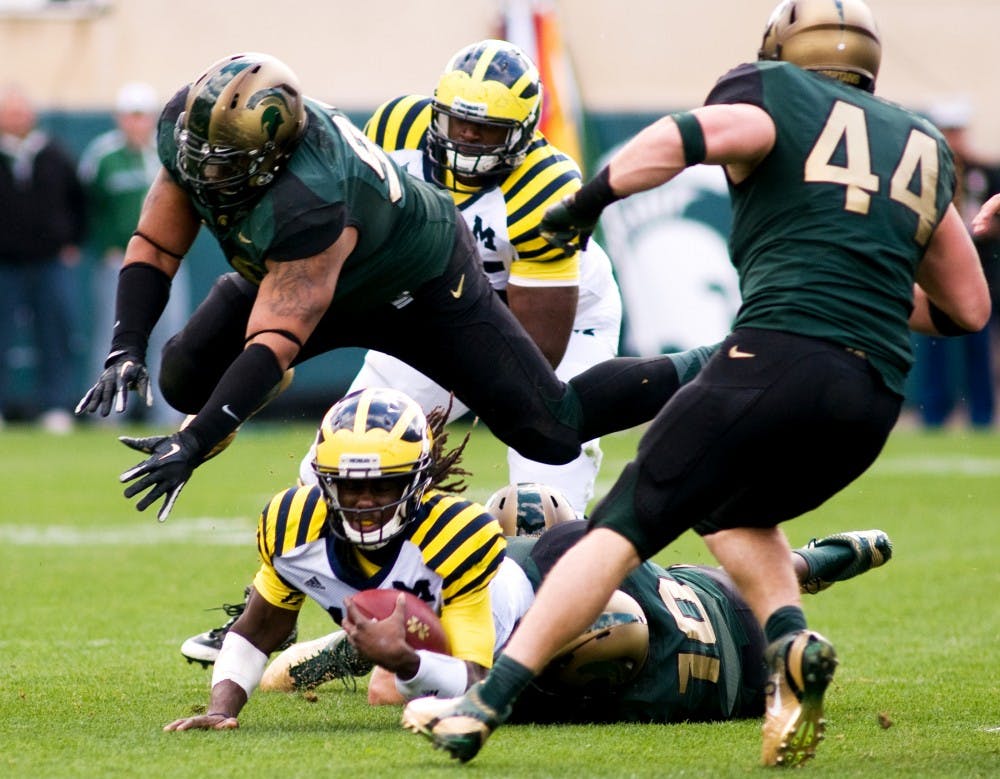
[365,95,431,152]
[409,492,506,602]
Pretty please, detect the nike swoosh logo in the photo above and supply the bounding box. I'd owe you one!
[450,274,465,299]
[728,345,756,359]
[237,232,253,245]
[222,404,242,423]
[158,443,181,460]
[765,679,783,716]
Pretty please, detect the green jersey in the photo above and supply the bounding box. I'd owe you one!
[159,90,457,312]
[506,533,759,724]
[78,129,159,255]
[706,62,956,395]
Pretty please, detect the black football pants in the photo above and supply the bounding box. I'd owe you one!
[160,219,686,466]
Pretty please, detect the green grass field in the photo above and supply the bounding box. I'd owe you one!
[1,421,997,778]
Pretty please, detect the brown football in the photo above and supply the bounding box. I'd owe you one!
[350,588,450,654]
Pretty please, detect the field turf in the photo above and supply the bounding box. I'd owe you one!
[1,421,997,777]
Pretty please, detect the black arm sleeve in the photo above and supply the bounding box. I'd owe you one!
[928,300,977,337]
[181,343,285,457]
[107,263,172,362]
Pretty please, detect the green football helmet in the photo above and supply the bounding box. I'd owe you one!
[485,482,577,537]
[758,0,881,92]
[538,589,650,696]
[174,52,307,211]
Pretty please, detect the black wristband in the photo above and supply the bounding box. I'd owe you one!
[182,344,285,456]
[570,166,621,223]
[928,300,975,337]
[108,263,172,359]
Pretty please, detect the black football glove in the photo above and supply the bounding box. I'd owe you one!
[539,196,597,255]
[119,430,202,522]
[75,349,153,417]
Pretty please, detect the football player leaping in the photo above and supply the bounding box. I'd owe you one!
[75,51,710,523]
[179,39,662,667]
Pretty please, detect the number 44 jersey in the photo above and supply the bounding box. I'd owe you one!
[706,60,956,396]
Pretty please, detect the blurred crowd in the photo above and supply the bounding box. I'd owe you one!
[0,80,187,433]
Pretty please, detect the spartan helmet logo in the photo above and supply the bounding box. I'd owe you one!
[485,482,577,536]
[255,101,287,142]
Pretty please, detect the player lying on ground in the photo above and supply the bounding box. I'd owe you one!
[165,462,891,730]
[264,483,890,715]
[166,387,526,730]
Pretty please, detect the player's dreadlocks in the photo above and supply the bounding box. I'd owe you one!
[426,395,472,493]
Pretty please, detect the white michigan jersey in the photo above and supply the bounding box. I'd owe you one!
[252,486,532,667]
[364,95,621,346]
[320,96,623,512]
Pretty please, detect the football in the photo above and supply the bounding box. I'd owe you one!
[350,588,450,654]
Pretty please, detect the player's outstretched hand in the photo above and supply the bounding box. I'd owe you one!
[539,195,597,255]
[119,430,201,522]
[164,712,239,732]
[75,349,153,417]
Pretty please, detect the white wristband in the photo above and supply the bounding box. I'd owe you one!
[211,631,268,698]
[394,650,469,700]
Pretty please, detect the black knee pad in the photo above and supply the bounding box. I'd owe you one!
[159,343,213,414]
[570,356,681,441]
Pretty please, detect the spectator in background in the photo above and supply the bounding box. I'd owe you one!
[78,82,188,427]
[0,83,86,433]
[912,97,1000,429]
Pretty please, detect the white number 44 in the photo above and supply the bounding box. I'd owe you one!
[804,100,940,245]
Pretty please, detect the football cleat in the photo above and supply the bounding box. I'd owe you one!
[260,630,374,692]
[761,630,838,767]
[798,529,893,594]
[402,682,510,763]
[180,589,297,668]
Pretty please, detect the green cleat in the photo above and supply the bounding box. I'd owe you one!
[260,630,373,692]
[761,630,838,767]
[402,682,510,763]
[798,529,893,594]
